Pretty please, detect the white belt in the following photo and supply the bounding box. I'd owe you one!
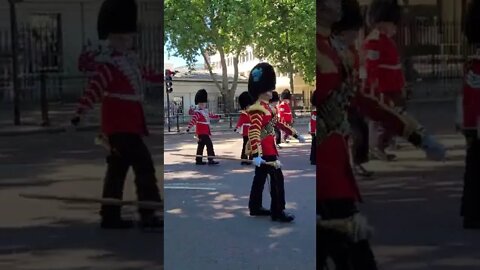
[283,112,292,115]
[197,121,210,125]
[378,64,402,70]
[104,92,143,102]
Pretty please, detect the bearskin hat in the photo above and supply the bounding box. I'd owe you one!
[248,62,276,100]
[281,89,292,100]
[368,0,402,26]
[311,90,317,107]
[97,0,138,40]
[270,91,280,103]
[332,0,364,33]
[238,91,253,110]
[464,0,480,44]
[195,89,208,105]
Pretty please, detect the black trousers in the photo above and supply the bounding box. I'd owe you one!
[461,131,480,221]
[310,134,316,164]
[241,136,252,160]
[101,133,162,220]
[248,155,285,215]
[348,110,369,165]
[196,134,216,161]
[317,200,377,270]
[275,127,281,145]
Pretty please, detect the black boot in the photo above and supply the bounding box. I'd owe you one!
[208,159,219,165]
[271,211,295,222]
[250,207,271,216]
[140,215,163,231]
[196,158,206,165]
[101,217,135,229]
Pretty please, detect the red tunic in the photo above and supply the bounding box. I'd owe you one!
[75,50,155,136]
[235,111,251,137]
[187,109,220,135]
[363,29,405,95]
[248,100,296,157]
[462,57,480,130]
[278,101,293,124]
[316,27,361,202]
[309,111,316,134]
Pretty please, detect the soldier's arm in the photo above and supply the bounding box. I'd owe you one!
[187,111,199,130]
[75,63,113,116]
[248,111,263,157]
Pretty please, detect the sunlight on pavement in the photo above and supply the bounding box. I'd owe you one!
[268,227,294,238]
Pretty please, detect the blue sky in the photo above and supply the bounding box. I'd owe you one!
[164,44,204,68]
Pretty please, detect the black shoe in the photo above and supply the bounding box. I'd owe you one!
[271,211,295,222]
[354,164,374,178]
[101,218,135,229]
[196,161,207,165]
[208,160,219,165]
[463,218,480,229]
[140,215,163,231]
[249,207,271,216]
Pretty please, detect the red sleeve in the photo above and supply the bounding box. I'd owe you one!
[187,111,200,129]
[235,113,248,129]
[76,63,113,115]
[209,112,221,119]
[364,39,381,91]
[316,34,342,105]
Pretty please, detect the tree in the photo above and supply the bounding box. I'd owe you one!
[164,0,257,113]
[253,0,316,92]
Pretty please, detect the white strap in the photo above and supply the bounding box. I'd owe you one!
[378,64,402,70]
[197,121,210,125]
[104,92,143,102]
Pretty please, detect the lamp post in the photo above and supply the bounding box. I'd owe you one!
[8,0,22,125]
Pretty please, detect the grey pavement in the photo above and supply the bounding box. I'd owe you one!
[164,128,316,270]
[0,129,164,270]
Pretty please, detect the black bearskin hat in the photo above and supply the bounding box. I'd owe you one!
[270,91,280,103]
[332,0,363,33]
[238,91,253,110]
[311,90,317,107]
[368,0,402,26]
[464,0,480,44]
[281,89,292,100]
[248,62,276,100]
[195,89,208,105]
[97,0,138,40]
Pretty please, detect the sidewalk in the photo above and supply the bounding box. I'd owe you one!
[0,102,164,136]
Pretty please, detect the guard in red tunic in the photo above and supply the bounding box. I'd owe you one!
[186,89,220,165]
[309,90,317,165]
[363,0,406,161]
[246,62,305,222]
[278,89,294,142]
[70,0,162,230]
[461,0,480,229]
[234,91,253,165]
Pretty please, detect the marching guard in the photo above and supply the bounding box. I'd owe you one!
[234,91,253,165]
[71,0,162,230]
[246,62,305,222]
[186,89,220,165]
[278,89,294,142]
[461,0,480,229]
[317,0,446,268]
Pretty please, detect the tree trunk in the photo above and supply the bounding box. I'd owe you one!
[222,90,235,114]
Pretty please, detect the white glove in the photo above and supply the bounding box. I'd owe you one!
[421,134,446,161]
[297,134,306,143]
[275,160,283,168]
[351,213,374,242]
[253,156,265,167]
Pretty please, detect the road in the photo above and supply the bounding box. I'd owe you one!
[164,128,316,270]
[0,128,164,270]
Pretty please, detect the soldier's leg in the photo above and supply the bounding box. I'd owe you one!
[310,134,316,164]
[249,161,269,214]
[196,135,207,163]
[268,157,293,222]
[275,128,282,145]
[100,134,132,228]
[204,135,218,164]
[241,136,248,160]
[128,135,162,227]
[462,131,480,228]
